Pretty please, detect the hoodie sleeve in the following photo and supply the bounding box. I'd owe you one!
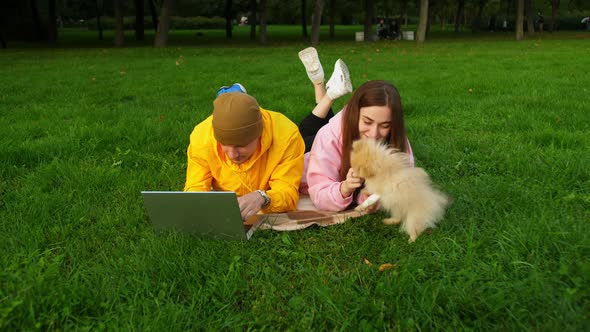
[184,126,213,192]
[306,123,352,212]
[263,130,305,213]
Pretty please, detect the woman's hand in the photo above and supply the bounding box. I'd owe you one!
[340,168,364,198]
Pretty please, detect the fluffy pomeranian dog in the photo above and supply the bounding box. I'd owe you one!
[350,138,449,242]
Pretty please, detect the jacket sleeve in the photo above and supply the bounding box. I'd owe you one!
[263,131,305,213]
[184,140,213,192]
[306,126,352,212]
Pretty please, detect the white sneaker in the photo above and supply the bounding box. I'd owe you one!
[326,59,352,100]
[298,47,324,84]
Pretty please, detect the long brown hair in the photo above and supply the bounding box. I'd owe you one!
[340,80,408,180]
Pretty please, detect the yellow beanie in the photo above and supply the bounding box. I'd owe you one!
[212,92,263,146]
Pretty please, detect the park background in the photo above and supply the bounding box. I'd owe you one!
[1,0,590,330]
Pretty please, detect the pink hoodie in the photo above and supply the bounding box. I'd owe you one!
[300,109,414,211]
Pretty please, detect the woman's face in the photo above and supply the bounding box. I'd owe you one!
[358,105,392,141]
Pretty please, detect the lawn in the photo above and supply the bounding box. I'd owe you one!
[1,28,589,330]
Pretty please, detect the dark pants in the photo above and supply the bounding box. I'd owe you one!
[298,108,334,153]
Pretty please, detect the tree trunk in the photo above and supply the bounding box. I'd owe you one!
[515,0,524,40]
[30,0,45,40]
[114,0,124,47]
[329,0,335,38]
[311,0,324,45]
[95,0,103,40]
[363,0,374,42]
[401,0,408,25]
[225,0,233,39]
[549,0,559,32]
[259,0,268,44]
[249,0,257,40]
[417,0,429,43]
[154,0,174,47]
[525,0,534,36]
[148,0,159,33]
[471,0,487,32]
[301,0,308,38]
[48,0,57,42]
[135,0,144,41]
[0,28,6,48]
[454,0,465,32]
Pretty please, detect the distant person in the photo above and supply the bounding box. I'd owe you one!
[389,19,400,40]
[184,85,305,221]
[536,12,544,33]
[377,19,387,40]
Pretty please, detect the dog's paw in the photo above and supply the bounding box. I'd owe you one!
[383,217,401,225]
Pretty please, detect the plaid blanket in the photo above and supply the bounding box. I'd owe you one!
[249,195,373,232]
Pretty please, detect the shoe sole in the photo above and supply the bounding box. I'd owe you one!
[298,47,321,72]
[332,59,352,93]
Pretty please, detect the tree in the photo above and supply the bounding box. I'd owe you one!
[155,0,174,47]
[114,0,124,46]
[302,0,308,38]
[148,0,159,33]
[135,0,145,41]
[525,0,534,36]
[224,0,233,39]
[454,0,466,32]
[549,0,559,32]
[248,0,258,40]
[95,0,104,40]
[311,0,324,45]
[364,0,375,42]
[328,0,335,38]
[417,0,429,42]
[259,0,268,44]
[48,0,57,42]
[515,0,524,40]
[30,0,45,40]
[470,0,490,32]
[249,0,256,40]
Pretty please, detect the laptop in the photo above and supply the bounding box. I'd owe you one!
[141,191,263,240]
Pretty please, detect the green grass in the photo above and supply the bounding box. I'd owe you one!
[1,28,589,330]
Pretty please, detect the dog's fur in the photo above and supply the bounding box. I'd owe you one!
[350,138,449,242]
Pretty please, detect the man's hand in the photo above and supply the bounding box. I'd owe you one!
[340,168,364,198]
[237,191,265,221]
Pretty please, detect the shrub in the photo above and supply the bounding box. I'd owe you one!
[86,16,224,30]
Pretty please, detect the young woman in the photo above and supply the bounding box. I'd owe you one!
[297,47,414,212]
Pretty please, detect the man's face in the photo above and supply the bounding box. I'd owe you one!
[220,138,259,164]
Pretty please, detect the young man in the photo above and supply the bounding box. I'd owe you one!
[184,86,305,221]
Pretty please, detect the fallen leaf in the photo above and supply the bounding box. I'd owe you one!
[363,258,373,266]
[91,77,96,81]
[379,263,396,272]
[120,70,127,75]
[159,115,164,122]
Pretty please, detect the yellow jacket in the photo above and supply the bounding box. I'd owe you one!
[184,108,305,213]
